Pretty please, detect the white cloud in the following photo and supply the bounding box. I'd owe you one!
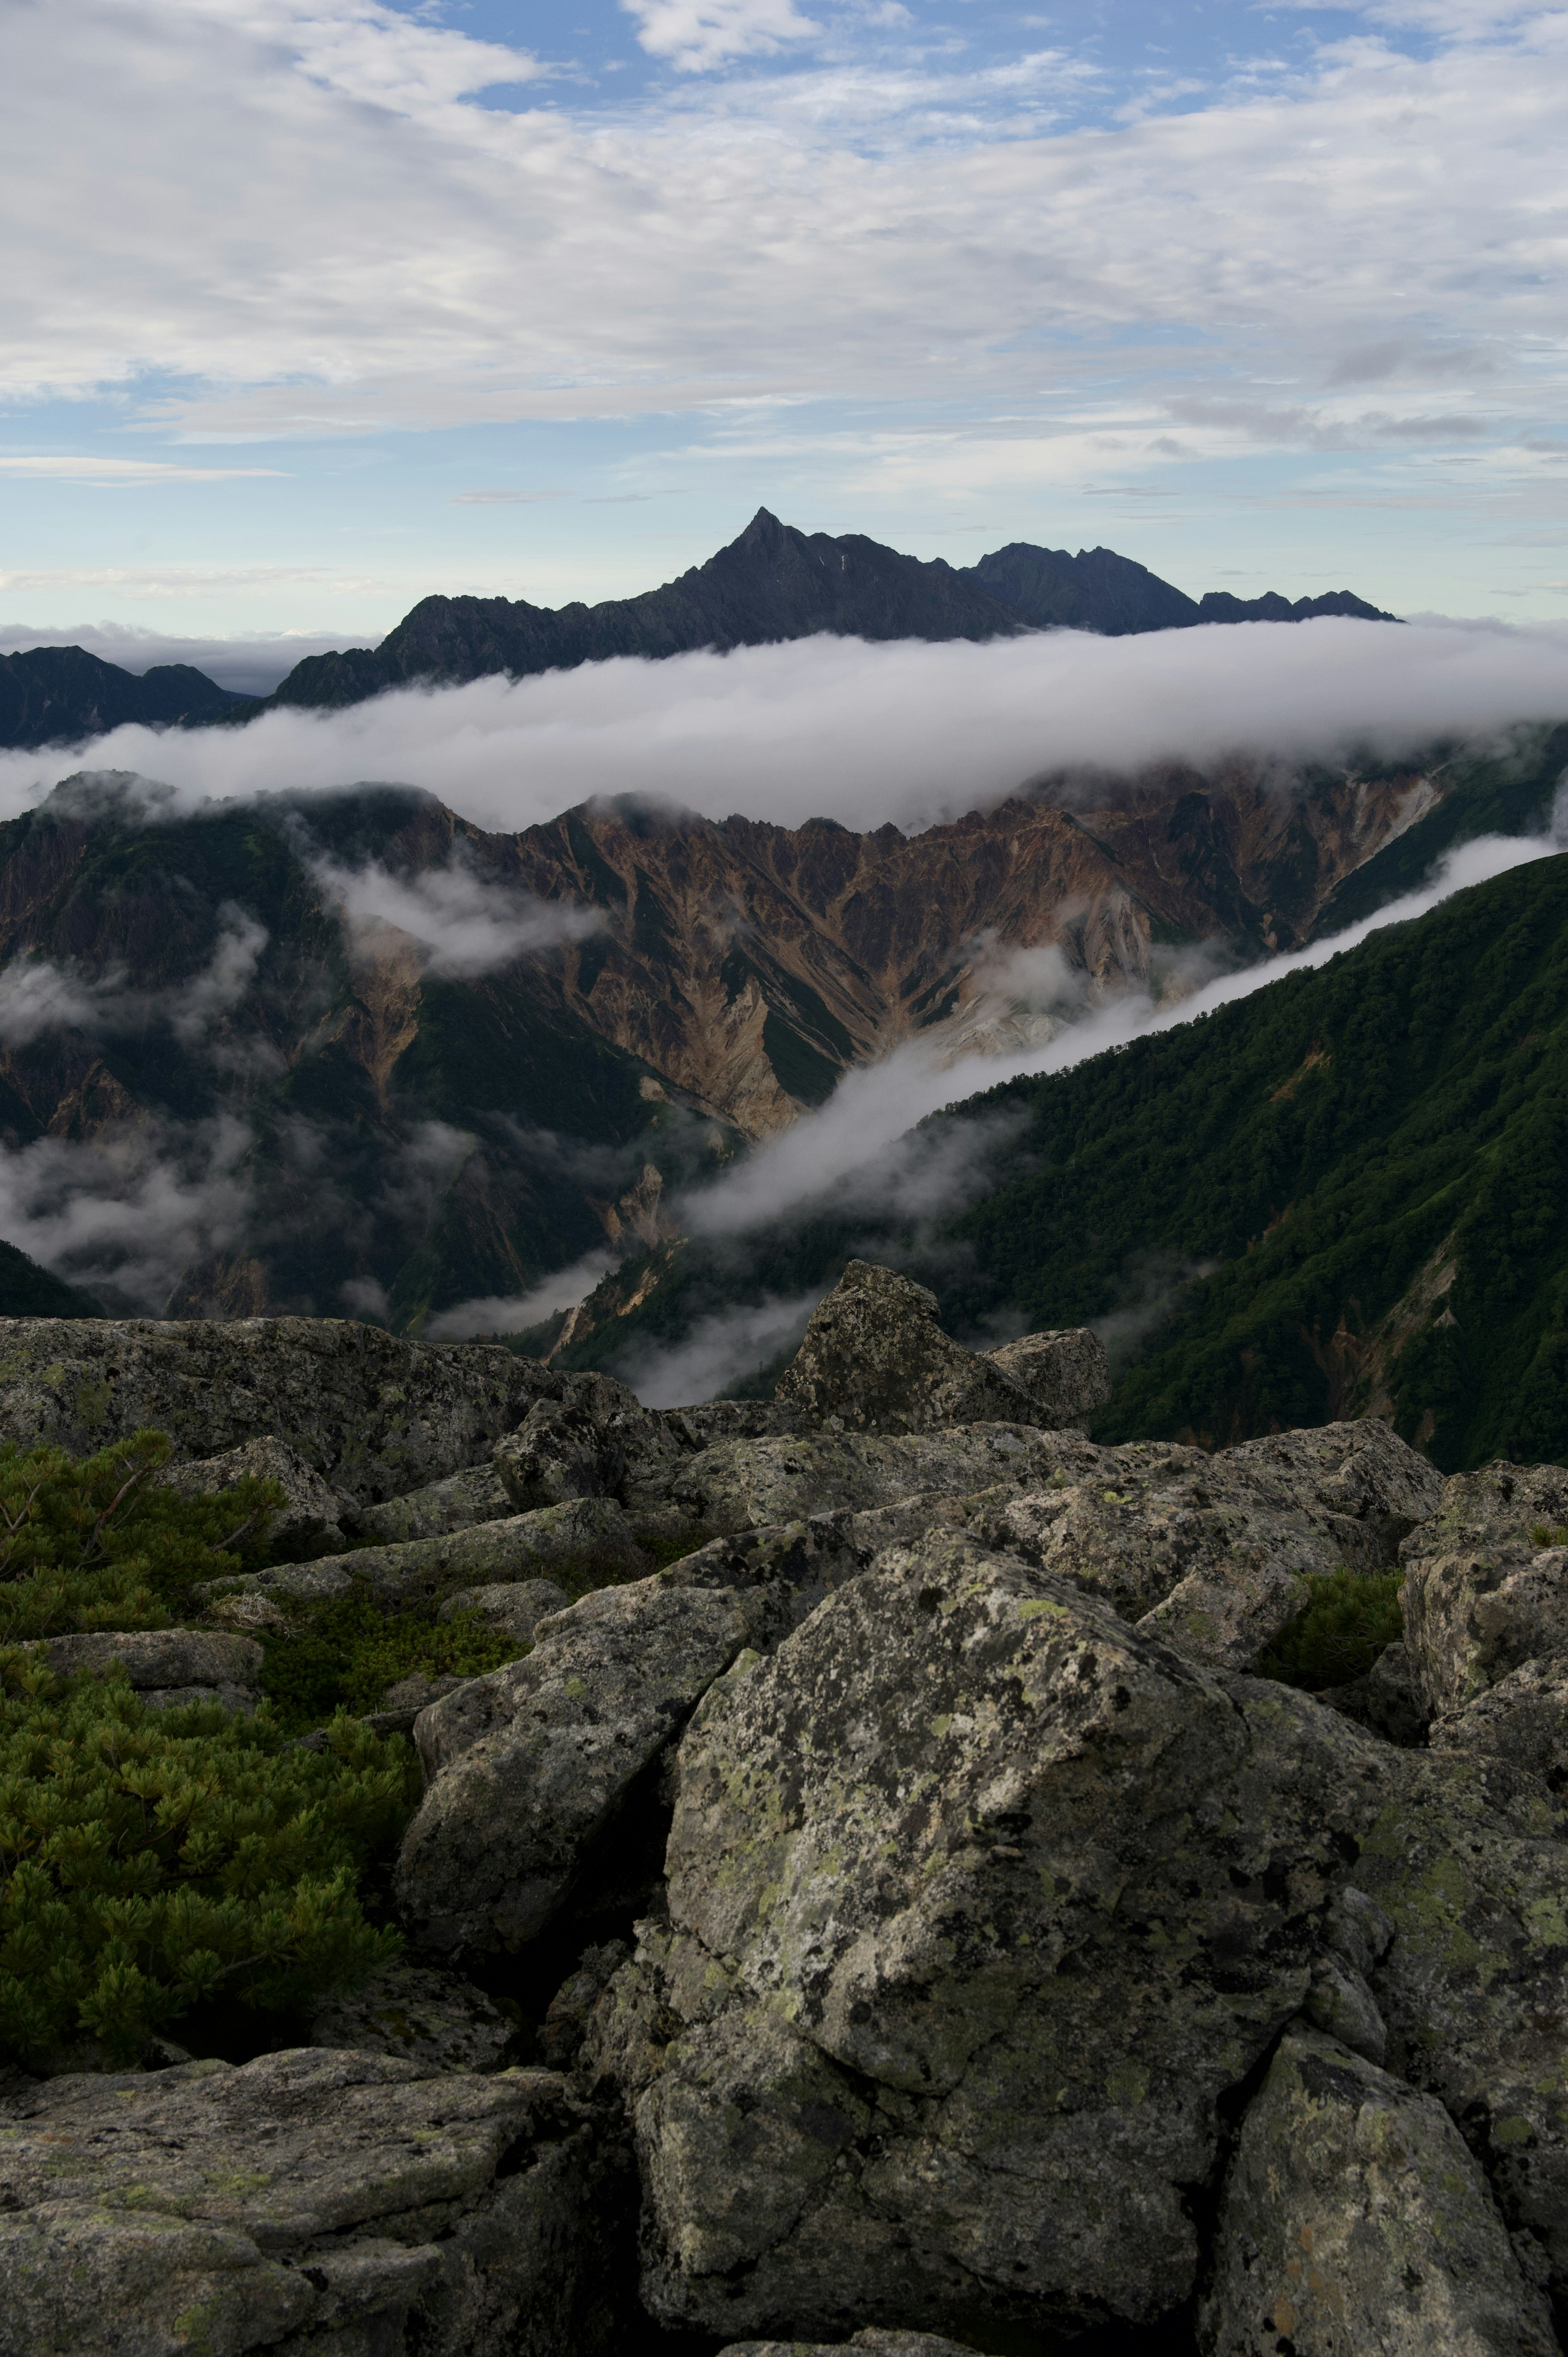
[612,1289,824,1404]
[0,905,266,1048]
[2,616,1566,844]
[311,852,601,976]
[2,0,1564,449]
[621,0,822,71]
[0,457,284,485]
[0,1114,254,1314]
[426,1247,619,1339]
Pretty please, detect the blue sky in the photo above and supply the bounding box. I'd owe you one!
[2,0,1564,681]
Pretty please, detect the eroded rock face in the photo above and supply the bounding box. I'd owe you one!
[668,1423,1085,1536]
[1224,1420,1442,1571]
[773,1262,1041,1434]
[1199,2028,1555,2357]
[395,1577,763,1960]
[495,1371,688,1516]
[982,1328,1111,1429]
[580,1536,1378,2344]
[160,1435,349,1561]
[0,1316,553,1501]
[1402,1542,1568,1720]
[1430,1657,1568,1791]
[0,2049,621,2357]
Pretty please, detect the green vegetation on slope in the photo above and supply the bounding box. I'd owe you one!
[947,851,1568,1467]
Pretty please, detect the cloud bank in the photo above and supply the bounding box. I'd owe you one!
[1,617,1566,843]
[312,854,600,977]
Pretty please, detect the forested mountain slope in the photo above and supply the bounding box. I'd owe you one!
[552,850,1568,1471]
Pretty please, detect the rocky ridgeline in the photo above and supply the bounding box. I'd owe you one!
[3,1262,1568,2355]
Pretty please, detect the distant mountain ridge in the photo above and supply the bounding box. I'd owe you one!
[264,508,1397,714]
[0,511,1398,749]
[0,645,254,751]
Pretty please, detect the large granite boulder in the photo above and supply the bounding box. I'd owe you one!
[666,1423,1087,1535]
[0,2048,622,2357]
[201,1497,648,1611]
[1199,2027,1555,2355]
[1223,1420,1443,1570]
[581,1534,1379,2343]
[159,1435,350,1561]
[580,1531,1568,2340]
[0,1316,553,1501]
[308,1963,524,2073]
[1402,1541,1568,1719]
[24,1627,264,1715]
[395,1576,763,1961]
[495,1370,689,1517]
[1430,1656,1568,1791]
[982,1327,1111,1428]
[773,1262,1047,1434]
[438,1577,571,1641]
[356,1462,514,1545]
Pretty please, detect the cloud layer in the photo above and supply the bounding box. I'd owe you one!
[2,616,1565,842]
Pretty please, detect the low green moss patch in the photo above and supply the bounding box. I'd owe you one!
[1259,1566,1405,1690]
[0,1648,418,2067]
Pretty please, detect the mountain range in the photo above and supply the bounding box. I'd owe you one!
[0,724,1550,1336]
[0,509,1396,750]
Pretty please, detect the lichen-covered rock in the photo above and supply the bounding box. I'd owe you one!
[356,1462,515,1545]
[1430,1656,1568,1791]
[438,1577,570,1641]
[658,1513,875,1649]
[1199,2027,1555,2356]
[368,1670,473,1739]
[1401,1544,1568,1719]
[494,1371,689,1516]
[1402,1460,1568,1569]
[773,1262,1040,1434]
[26,1628,263,1707]
[1223,1419,1442,1571]
[204,1497,648,1610]
[982,1328,1110,1428]
[159,1435,349,1561]
[668,1423,1084,1536]
[665,1401,811,1447]
[580,1535,1380,2344]
[395,1577,763,1960]
[0,1316,555,1501]
[308,1963,523,2073]
[719,2336,990,2357]
[0,2048,621,2357]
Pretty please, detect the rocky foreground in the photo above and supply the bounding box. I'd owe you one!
[3,1265,1568,2355]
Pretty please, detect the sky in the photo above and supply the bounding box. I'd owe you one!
[3,0,1566,682]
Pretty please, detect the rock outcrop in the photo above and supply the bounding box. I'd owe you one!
[771,1261,1106,1434]
[1199,2028,1555,2355]
[395,1577,763,1960]
[0,2050,621,2357]
[0,1316,551,1500]
[23,1627,264,1715]
[160,1434,350,1560]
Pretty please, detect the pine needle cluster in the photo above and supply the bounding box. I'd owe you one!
[0,1648,416,2065]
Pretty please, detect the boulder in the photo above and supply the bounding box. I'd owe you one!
[668,1423,1087,1536]
[579,1534,1380,2344]
[1198,2027,1555,2356]
[0,2048,620,2357]
[772,1262,1039,1434]
[1401,1459,1568,1568]
[438,1577,571,1642]
[395,1576,763,1960]
[1430,1657,1568,1791]
[1401,1543,1568,1719]
[494,1371,689,1516]
[982,1327,1110,1428]
[357,1462,515,1545]
[1321,1636,1431,1748]
[1223,1419,1442,1570]
[368,1670,472,1739]
[159,1435,349,1561]
[0,1314,555,1500]
[201,1497,648,1610]
[308,1962,523,2073]
[666,1401,811,1447]
[24,1627,264,1714]
[719,2337,988,2357]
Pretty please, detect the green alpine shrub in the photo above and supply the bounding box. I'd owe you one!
[1259,1565,1405,1690]
[258,1588,520,1735]
[0,1427,281,1641]
[0,1646,418,2066]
